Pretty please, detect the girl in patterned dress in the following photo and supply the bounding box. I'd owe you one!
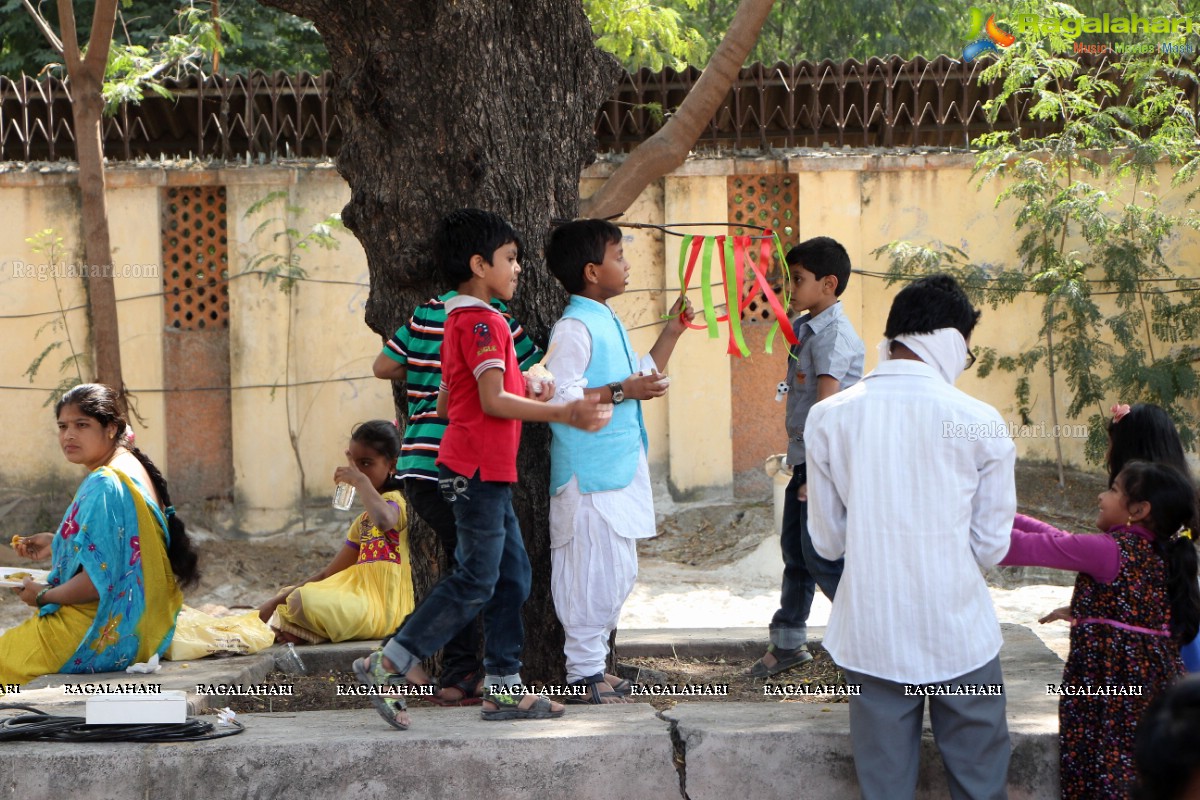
[1001,461,1200,799]
[258,421,414,643]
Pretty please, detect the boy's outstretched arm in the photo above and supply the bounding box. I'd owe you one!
[648,296,694,372]
[476,368,611,431]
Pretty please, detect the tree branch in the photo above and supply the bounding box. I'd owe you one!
[83,0,120,76]
[22,0,64,55]
[581,0,776,219]
[54,0,82,71]
[256,0,333,22]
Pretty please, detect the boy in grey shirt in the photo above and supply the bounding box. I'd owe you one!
[750,236,865,677]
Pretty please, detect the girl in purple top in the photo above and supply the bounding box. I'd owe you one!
[1002,461,1200,799]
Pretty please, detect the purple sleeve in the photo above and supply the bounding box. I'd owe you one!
[1012,513,1066,536]
[999,528,1120,583]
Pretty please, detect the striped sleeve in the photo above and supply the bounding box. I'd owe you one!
[508,313,543,370]
[472,360,505,379]
[381,319,413,364]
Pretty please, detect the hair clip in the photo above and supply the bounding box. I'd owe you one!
[1177,526,1193,541]
[1110,403,1131,423]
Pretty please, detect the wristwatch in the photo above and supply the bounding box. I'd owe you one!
[608,382,625,404]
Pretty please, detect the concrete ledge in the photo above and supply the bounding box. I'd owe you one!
[21,649,279,715]
[285,640,375,674]
[665,624,1061,800]
[0,704,680,800]
[14,641,378,716]
[618,626,768,661]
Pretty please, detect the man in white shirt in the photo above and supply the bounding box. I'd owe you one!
[806,274,1016,800]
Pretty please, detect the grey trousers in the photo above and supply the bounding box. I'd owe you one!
[843,655,1010,800]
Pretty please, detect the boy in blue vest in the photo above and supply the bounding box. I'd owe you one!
[543,219,693,702]
[353,209,611,729]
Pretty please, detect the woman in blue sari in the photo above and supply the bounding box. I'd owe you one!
[1,384,199,685]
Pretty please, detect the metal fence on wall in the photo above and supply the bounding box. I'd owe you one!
[0,54,1155,163]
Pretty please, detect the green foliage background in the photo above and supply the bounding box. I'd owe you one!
[0,0,327,77]
[878,0,1200,466]
[10,0,1200,78]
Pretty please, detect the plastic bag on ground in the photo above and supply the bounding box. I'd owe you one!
[165,605,275,661]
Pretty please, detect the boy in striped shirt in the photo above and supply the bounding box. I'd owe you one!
[373,291,540,704]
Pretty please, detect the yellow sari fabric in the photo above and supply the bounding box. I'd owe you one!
[0,603,98,687]
[125,469,183,664]
[0,467,181,686]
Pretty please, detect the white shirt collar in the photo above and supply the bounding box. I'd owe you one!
[865,358,942,381]
[444,294,493,312]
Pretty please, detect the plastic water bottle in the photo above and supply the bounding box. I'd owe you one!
[333,482,356,511]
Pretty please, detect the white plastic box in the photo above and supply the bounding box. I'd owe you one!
[85,690,188,725]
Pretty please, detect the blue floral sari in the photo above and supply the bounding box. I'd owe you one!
[40,466,182,673]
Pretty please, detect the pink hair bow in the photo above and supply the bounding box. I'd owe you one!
[1110,403,1131,423]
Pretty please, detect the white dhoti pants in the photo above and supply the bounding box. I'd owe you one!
[551,499,639,683]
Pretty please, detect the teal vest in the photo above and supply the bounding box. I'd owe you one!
[549,295,648,494]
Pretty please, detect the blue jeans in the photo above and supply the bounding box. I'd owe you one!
[401,477,481,686]
[770,463,844,650]
[384,467,532,677]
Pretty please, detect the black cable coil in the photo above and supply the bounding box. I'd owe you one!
[0,703,244,743]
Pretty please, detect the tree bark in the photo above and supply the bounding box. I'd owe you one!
[53,0,125,407]
[581,0,776,219]
[260,0,622,682]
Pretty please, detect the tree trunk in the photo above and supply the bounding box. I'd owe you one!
[260,0,622,682]
[72,69,124,403]
[41,0,125,408]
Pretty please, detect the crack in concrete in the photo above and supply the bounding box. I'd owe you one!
[659,711,691,800]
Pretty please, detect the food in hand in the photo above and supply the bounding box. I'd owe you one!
[639,368,671,387]
[526,363,554,396]
[10,535,20,550]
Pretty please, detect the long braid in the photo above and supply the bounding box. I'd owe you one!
[128,444,201,589]
[1121,462,1200,643]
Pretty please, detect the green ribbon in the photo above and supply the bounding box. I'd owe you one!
[699,235,719,338]
[723,236,749,357]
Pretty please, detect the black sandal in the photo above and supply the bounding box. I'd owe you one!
[566,673,625,705]
[748,644,813,678]
[480,691,566,720]
[352,650,410,730]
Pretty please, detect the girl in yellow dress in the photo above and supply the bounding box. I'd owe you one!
[258,421,414,644]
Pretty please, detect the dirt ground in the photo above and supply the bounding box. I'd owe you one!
[218,645,849,715]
